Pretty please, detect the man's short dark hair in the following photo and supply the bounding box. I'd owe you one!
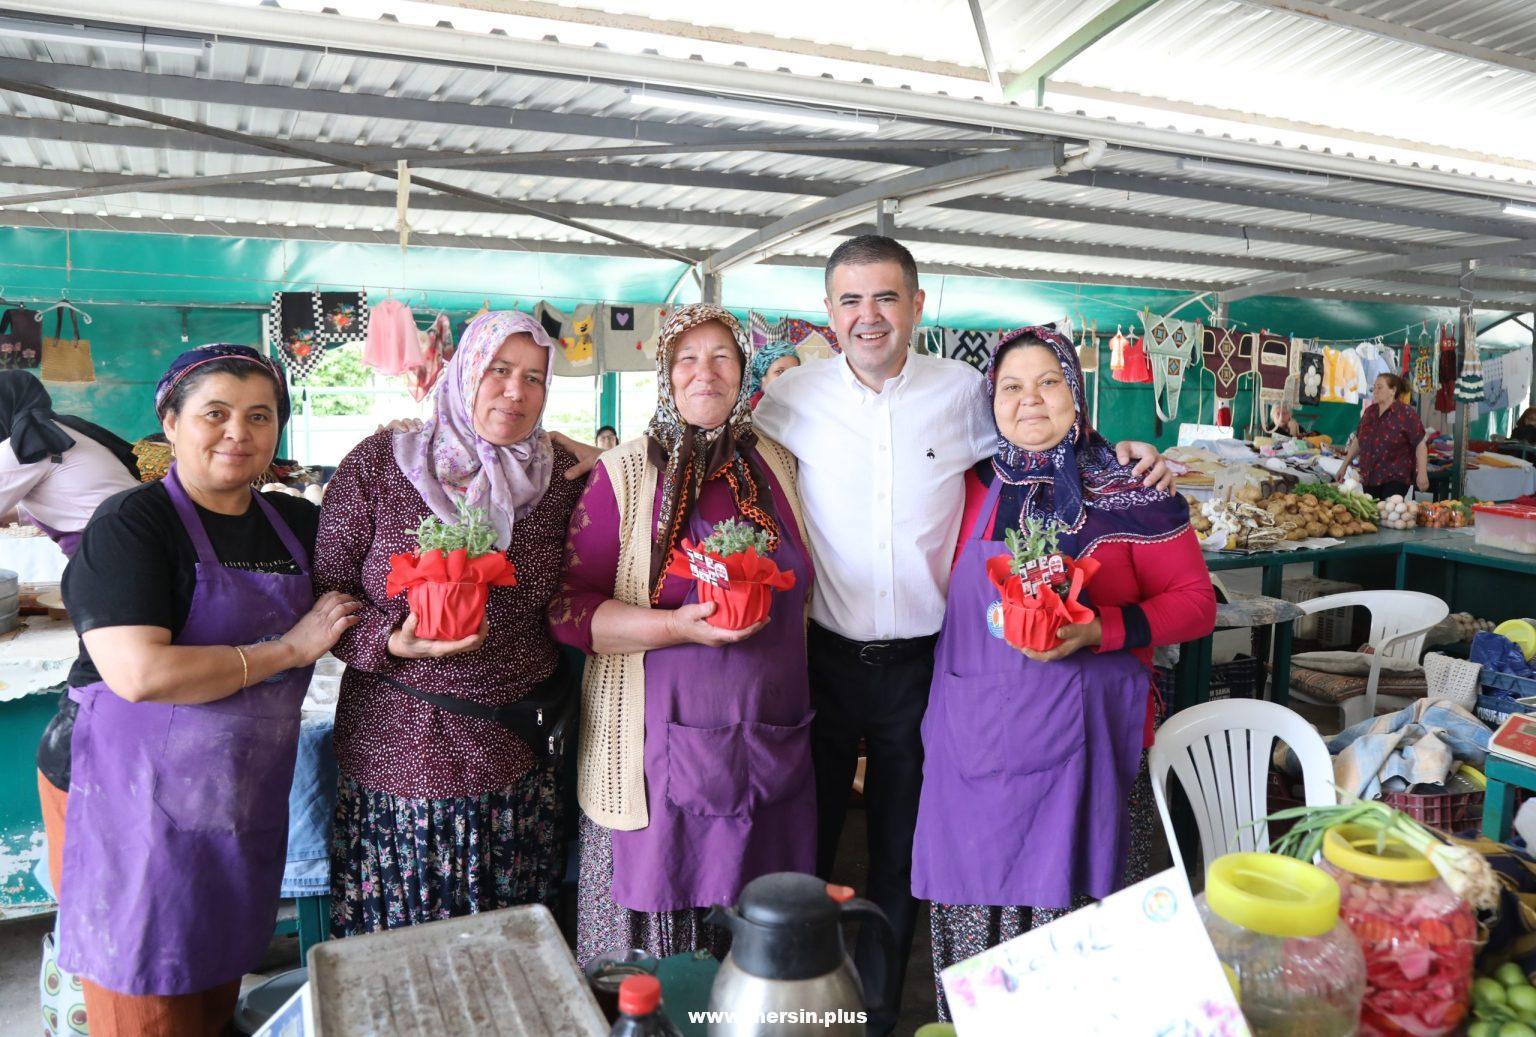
[825,235,919,296]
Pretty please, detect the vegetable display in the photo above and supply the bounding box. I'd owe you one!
[386,499,517,641]
[1469,963,1536,1036]
[665,518,796,631]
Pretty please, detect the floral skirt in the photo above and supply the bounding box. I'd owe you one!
[929,748,1161,1020]
[330,765,564,939]
[574,814,732,970]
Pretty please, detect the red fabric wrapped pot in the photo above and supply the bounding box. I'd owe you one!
[386,546,517,642]
[666,540,797,631]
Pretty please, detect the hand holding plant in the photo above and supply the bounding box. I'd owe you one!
[387,499,517,642]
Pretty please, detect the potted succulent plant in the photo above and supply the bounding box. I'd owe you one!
[665,517,796,630]
[386,499,518,641]
[983,516,1098,653]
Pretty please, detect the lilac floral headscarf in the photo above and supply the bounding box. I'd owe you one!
[393,310,555,552]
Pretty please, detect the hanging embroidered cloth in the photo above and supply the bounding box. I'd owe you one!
[1200,326,1256,402]
[1141,311,1199,420]
[597,304,670,372]
[534,301,598,377]
[1282,336,1308,408]
[266,291,368,382]
[942,328,999,373]
[1252,331,1293,430]
[1455,335,1486,404]
[780,317,840,360]
[403,313,453,402]
[1297,347,1324,407]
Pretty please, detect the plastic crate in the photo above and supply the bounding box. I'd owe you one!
[1281,576,1362,648]
[1483,669,1536,699]
[1380,766,1486,834]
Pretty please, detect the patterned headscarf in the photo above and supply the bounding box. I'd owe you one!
[154,344,290,427]
[645,304,779,601]
[393,311,555,552]
[985,325,1188,556]
[746,339,799,397]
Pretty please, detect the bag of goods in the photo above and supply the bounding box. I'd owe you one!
[386,501,516,641]
[665,518,796,631]
[984,516,1098,651]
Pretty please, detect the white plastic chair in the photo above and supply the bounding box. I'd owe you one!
[1150,699,1335,879]
[1288,591,1449,729]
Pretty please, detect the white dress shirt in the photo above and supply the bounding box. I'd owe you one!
[754,351,994,641]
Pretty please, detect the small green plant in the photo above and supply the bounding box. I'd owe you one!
[1004,515,1065,576]
[700,518,773,557]
[409,498,498,558]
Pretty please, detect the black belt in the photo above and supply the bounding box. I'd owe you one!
[809,622,939,667]
[380,652,577,760]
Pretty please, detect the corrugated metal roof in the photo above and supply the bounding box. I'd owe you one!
[0,0,1532,307]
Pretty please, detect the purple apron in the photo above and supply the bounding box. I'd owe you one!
[24,511,80,558]
[611,505,815,913]
[57,464,316,995]
[911,478,1148,910]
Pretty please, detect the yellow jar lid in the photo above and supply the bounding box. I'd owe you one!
[1494,619,1536,661]
[1205,852,1340,938]
[1322,824,1437,883]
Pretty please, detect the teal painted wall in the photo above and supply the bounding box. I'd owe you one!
[1,226,1530,449]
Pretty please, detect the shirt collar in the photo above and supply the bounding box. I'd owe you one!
[837,351,911,402]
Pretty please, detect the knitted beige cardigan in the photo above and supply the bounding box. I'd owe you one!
[576,434,805,831]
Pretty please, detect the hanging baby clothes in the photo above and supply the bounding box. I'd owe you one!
[1116,333,1153,384]
[1353,341,1393,400]
[1319,346,1365,403]
[266,290,369,382]
[534,301,598,377]
[1107,327,1128,378]
[1140,310,1199,420]
[363,298,425,376]
[597,304,669,372]
[1410,333,1436,397]
[1297,346,1325,407]
[1454,336,1485,404]
[402,313,452,402]
[1252,331,1293,430]
[943,328,1000,373]
[1200,326,1255,403]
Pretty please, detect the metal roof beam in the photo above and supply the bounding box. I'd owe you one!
[0,58,1001,170]
[1220,238,1536,303]
[700,143,1064,275]
[965,0,1003,96]
[1232,1,1536,79]
[1004,0,1163,103]
[1057,170,1536,240]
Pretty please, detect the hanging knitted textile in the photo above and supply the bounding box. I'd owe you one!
[1141,310,1199,420]
[1454,335,1486,404]
[780,317,840,360]
[943,328,999,373]
[1252,331,1293,431]
[266,290,368,383]
[1281,337,1308,408]
[402,313,452,402]
[597,303,669,372]
[534,301,597,376]
[1297,347,1324,407]
[1319,347,1364,403]
[1200,326,1255,403]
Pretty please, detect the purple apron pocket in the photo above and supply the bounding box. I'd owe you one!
[152,706,297,834]
[941,669,1085,780]
[665,712,813,818]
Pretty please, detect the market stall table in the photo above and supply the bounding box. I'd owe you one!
[1481,755,1536,843]
[0,534,68,585]
[1464,461,1536,503]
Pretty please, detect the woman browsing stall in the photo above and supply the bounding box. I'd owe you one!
[44,344,360,1037]
[550,304,815,968]
[911,326,1216,1020]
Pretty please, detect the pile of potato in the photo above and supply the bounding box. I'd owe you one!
[1258,491,1378,540]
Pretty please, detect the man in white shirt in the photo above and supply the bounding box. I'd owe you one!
[753,236,1168,1031]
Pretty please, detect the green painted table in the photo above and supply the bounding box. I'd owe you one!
[1482,755,1536,843]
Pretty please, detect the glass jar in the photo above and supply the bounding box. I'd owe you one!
[1196,852,1366,1037]
[1319,825,1476,1037]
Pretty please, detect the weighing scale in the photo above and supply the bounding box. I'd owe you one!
[1489,712,1536,767]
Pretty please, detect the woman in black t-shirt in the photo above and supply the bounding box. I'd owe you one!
[40,344,360,1036]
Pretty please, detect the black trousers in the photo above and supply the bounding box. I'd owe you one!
[808,621,936,1035]
[1366,480,1411,500]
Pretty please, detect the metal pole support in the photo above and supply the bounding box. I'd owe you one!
[1453,261,1476,499]
[700,269,722,306]
[876,198,898,238]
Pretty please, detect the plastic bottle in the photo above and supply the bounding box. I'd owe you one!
[610,974,684,1037]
